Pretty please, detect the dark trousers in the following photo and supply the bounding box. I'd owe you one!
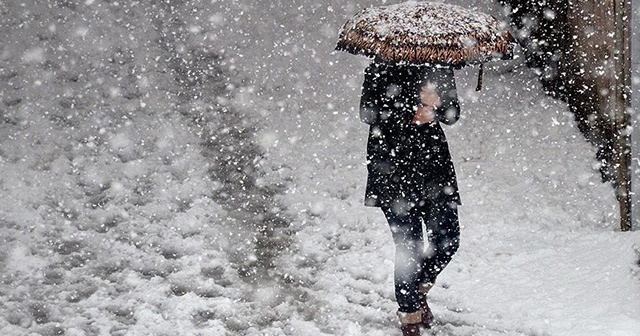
[382,201,460,313]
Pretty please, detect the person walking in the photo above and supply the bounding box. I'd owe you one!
[359,61,461,336]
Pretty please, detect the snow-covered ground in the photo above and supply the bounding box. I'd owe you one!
[1,1,639,336]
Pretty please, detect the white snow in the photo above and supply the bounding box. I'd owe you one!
[346,2,500,44]
[1,0,639,336]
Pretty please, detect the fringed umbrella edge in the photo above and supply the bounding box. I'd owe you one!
[335,29,515,66]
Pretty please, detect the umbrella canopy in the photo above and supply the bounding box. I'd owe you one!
[335,1,515,67]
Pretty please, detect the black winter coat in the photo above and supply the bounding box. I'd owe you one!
[360,62,461,209]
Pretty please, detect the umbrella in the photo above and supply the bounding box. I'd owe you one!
[335,1,516,89]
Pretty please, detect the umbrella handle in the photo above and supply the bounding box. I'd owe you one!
[476,64,483,91]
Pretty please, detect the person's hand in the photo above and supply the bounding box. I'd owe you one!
[420,85,441,108]
[411,104,436,125]
[411,85,441,125]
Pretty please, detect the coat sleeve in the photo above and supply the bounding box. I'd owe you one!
[435,68,460,126]
[359,64,381,125]
[437,87,460,125]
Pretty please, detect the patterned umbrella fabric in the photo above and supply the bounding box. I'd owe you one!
[335,1,515,67]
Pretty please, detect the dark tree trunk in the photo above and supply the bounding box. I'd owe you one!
[500,0,632,230]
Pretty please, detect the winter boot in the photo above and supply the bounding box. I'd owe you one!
[400,324,421,336]
[397,310,423,336]
[419,283,434,328]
